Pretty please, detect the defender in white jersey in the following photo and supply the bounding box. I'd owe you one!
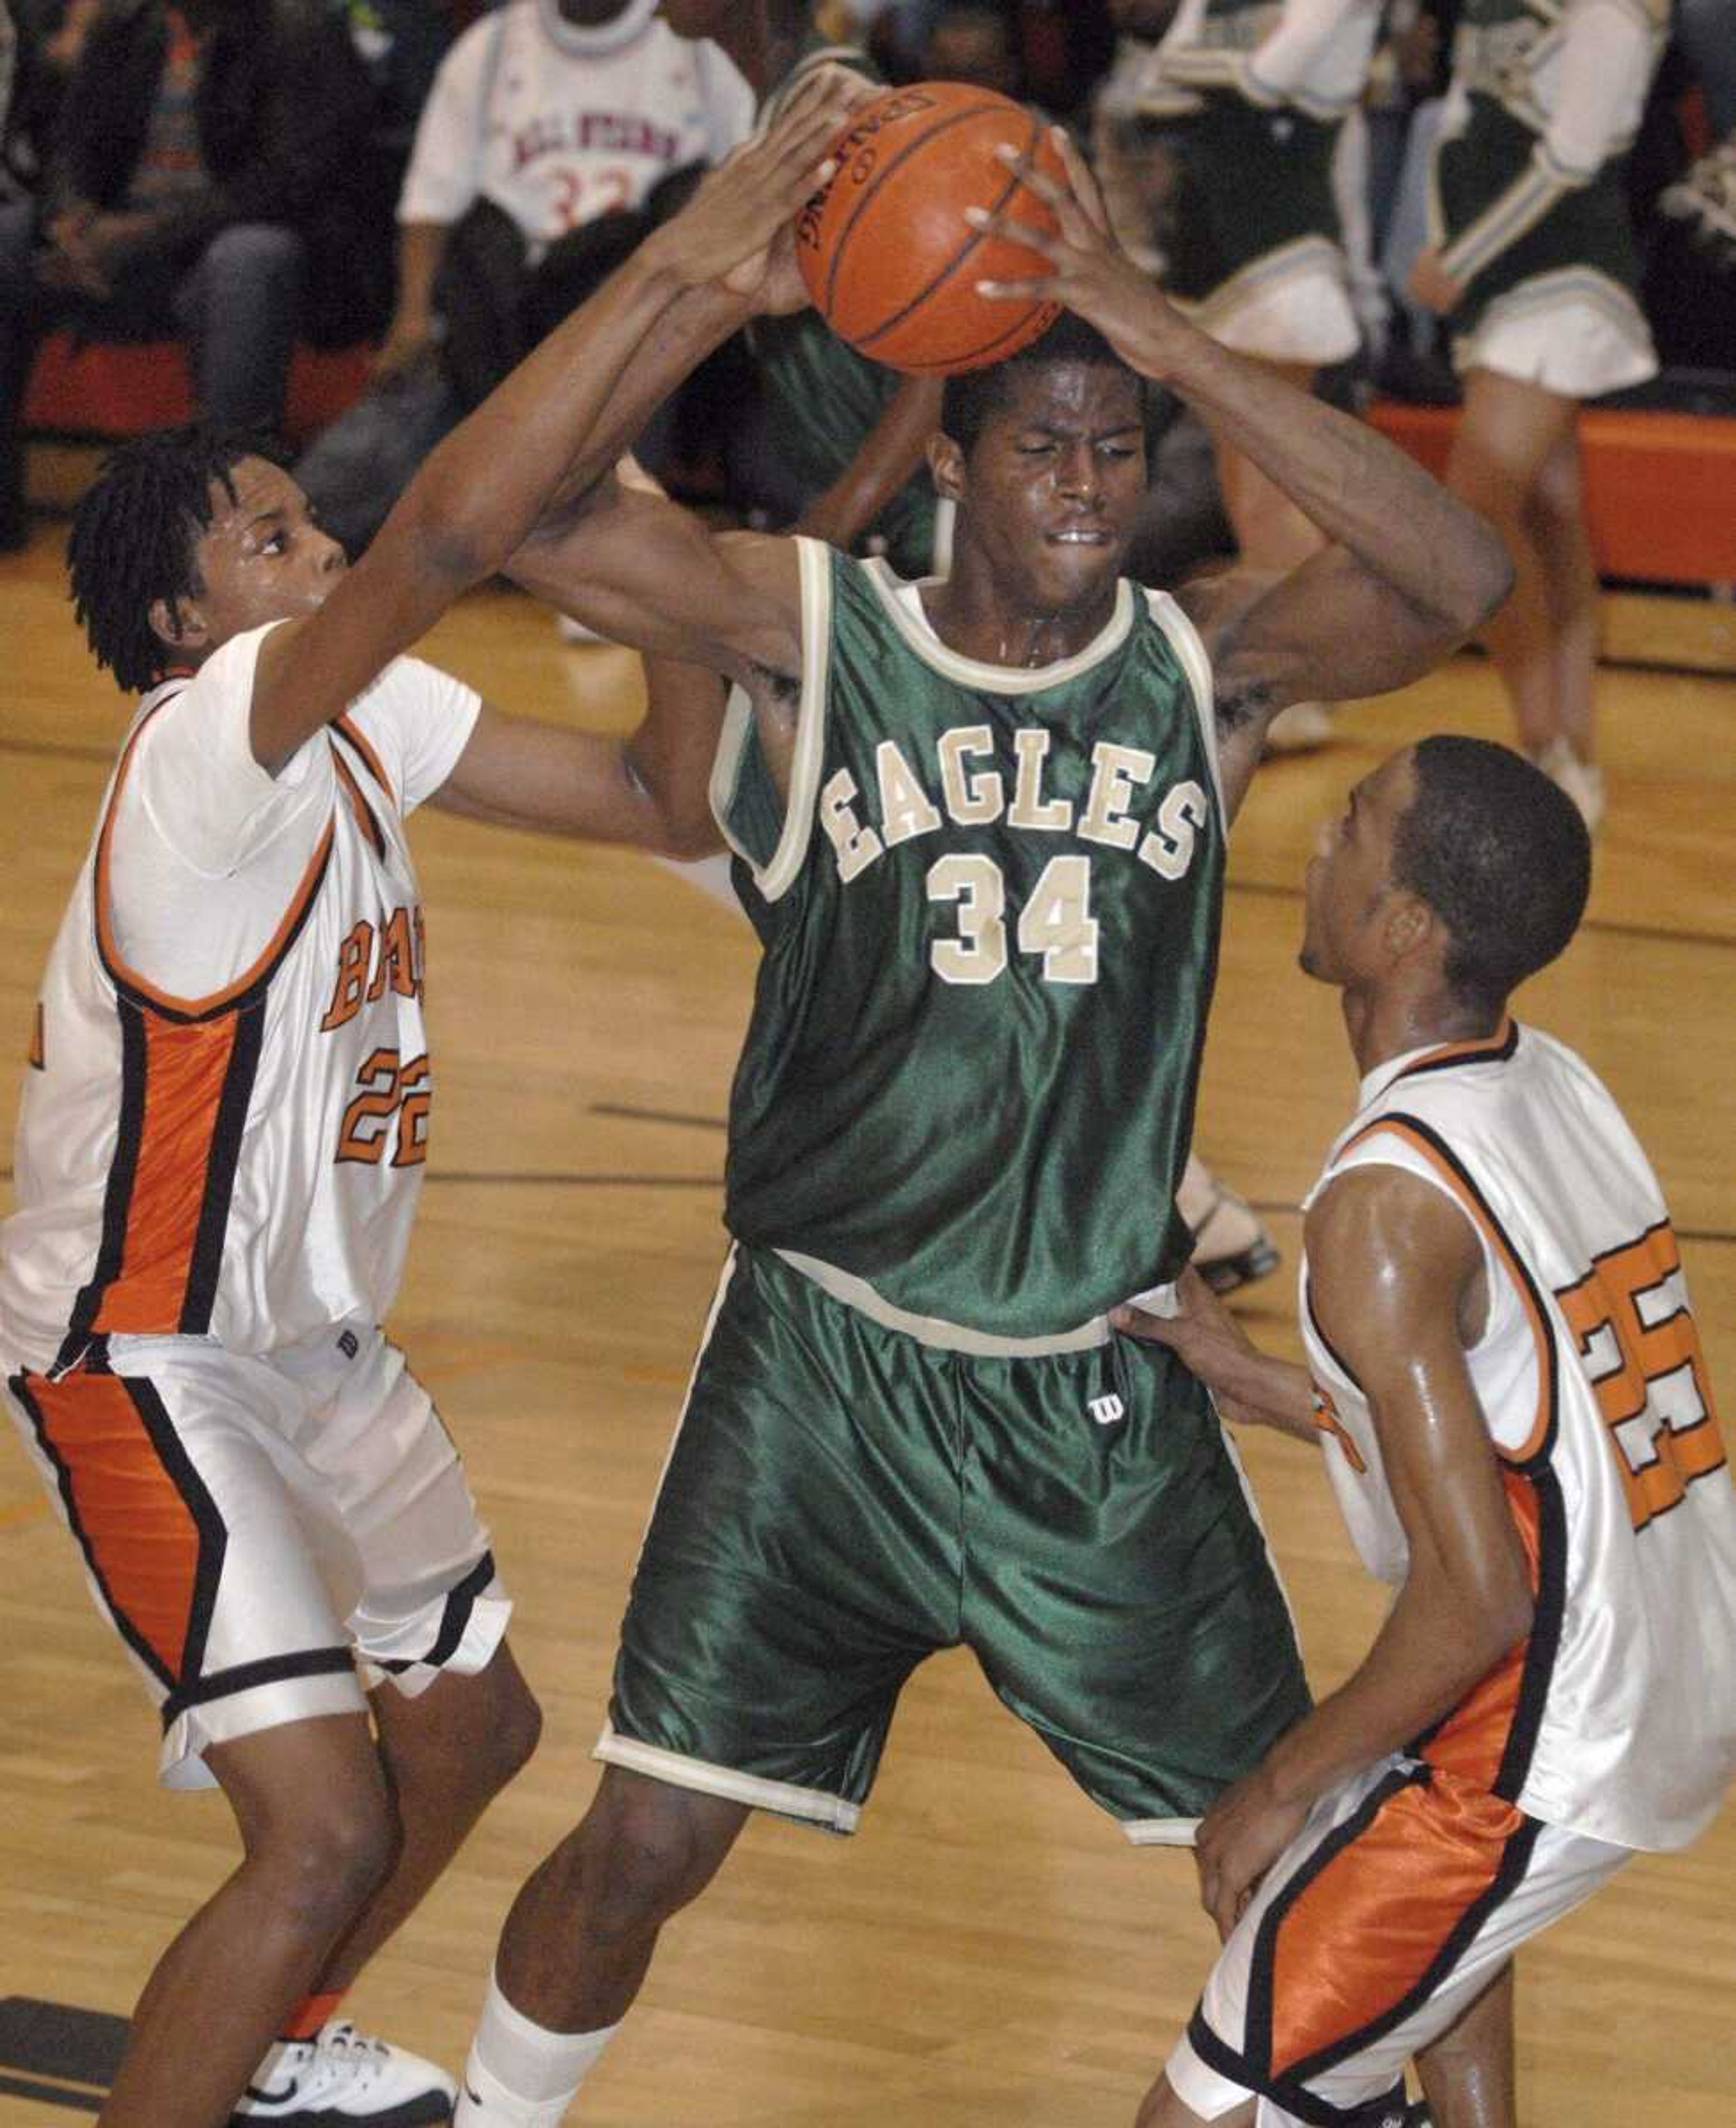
[1120,735,1736,2128]
[0,87,860,2128]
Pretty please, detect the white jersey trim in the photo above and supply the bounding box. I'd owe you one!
[708,535,833,904]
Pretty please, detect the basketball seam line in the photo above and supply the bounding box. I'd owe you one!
[858,104,1043,353]
[823,96,1005,321]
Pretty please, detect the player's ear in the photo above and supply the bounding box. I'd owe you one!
[929,431,966,504]
[1381,890,1435,965]
[148,593,212,661]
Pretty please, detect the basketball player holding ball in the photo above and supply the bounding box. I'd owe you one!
[448,118,1513,2127]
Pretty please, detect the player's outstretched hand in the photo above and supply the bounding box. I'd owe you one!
[968,127,1186,378]
[647,64,875,309]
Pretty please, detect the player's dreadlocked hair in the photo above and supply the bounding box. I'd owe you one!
[66,426,283,695]
[939,309,1152,457]
[1392,736,1592,1015]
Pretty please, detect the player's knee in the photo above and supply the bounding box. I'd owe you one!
[564,1777,740,1944]
[255,1784,401,1936]
[475,1657,543,1794]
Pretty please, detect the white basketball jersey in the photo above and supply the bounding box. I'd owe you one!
[1301,1021,1736,1852]
[0,625,480,1373]
[398,0,755,248]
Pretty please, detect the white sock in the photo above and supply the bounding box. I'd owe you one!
[453,1969,620,2128]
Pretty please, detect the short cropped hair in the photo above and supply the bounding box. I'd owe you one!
[940,308,1151,456]
[1392,736,1592,1013]
[67,426,281,694]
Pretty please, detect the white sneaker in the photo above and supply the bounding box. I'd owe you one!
[232,2021,456,2127]
[1263,701,1334,755]
[1534,737,1605,834]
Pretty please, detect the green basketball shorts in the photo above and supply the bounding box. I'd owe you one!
[596,1245,1310,1837]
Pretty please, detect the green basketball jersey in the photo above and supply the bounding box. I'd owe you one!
[713,543,1225,1341]
[750,38,938,577]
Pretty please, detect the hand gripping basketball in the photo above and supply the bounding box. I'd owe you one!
[970,129,1189,382]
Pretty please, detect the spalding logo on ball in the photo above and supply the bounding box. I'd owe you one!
[795,80,1068,376]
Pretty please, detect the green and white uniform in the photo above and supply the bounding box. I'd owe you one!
[1429,0,1665,394]
[750,38,941,577]
[594,545,1309,1840]
[1134,0,1382,363]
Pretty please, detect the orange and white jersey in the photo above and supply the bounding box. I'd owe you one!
[1301,1021,1736,1852]
[0,623,481,1374]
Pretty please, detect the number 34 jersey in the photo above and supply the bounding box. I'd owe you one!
[0,625,481,1374]
[712,542,1225,1343]
[1301,1022,1736,1851]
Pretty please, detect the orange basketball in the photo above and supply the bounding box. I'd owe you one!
[793,80,1067,376]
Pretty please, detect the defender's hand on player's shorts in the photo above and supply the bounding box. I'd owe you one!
[646,64,873,307]
[1113,1268,1273,1431]
[1194,1766,1310,1942]
[968,127,1191,380]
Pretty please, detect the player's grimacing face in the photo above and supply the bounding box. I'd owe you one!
[1300,751,1417,984]
[184,457,347,650]
[955,361,1147,608]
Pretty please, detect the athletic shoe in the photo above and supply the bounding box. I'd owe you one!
[1179,1161,1281,1295]
[1535,736,1605,834]
[1263,701,1334,754]
[231,2020,456,2127]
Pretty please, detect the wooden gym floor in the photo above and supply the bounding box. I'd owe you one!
[0,524,1730,2125]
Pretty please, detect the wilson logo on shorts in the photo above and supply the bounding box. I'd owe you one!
[1087,1393,1126,1427]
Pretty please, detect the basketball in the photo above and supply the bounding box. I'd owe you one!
[793,80,1068,376]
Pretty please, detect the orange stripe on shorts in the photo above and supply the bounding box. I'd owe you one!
[29,1369,205,1682]
[1265,1771,1526,2082]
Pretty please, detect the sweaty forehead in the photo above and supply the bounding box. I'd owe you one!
[995,359,1143,434]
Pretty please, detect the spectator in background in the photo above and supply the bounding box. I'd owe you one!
[1409,0,1671,831]
[293,0,755,557]
[0,0,372,550]
[1656,0,1736,283]
[920,0,1023,98]
[1131,0,1385,752]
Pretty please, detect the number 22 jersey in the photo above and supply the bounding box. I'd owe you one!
[0,623,481,1373]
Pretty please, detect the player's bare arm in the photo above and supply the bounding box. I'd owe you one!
[1190,1166,1534,1941]
[973,130,1514,815]
[424,673,724,861]
[793,373,947,550]
[239,71,860,777]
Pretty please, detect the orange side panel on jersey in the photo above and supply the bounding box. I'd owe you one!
[1420,1474,1541,1792]
[1336,1117,1556,1465]
[95,1014,240,1334]
[30,1371,202,1680]
[1267,1776,1525,2081]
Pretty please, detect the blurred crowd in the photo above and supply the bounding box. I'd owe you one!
[1,0,1732,576]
